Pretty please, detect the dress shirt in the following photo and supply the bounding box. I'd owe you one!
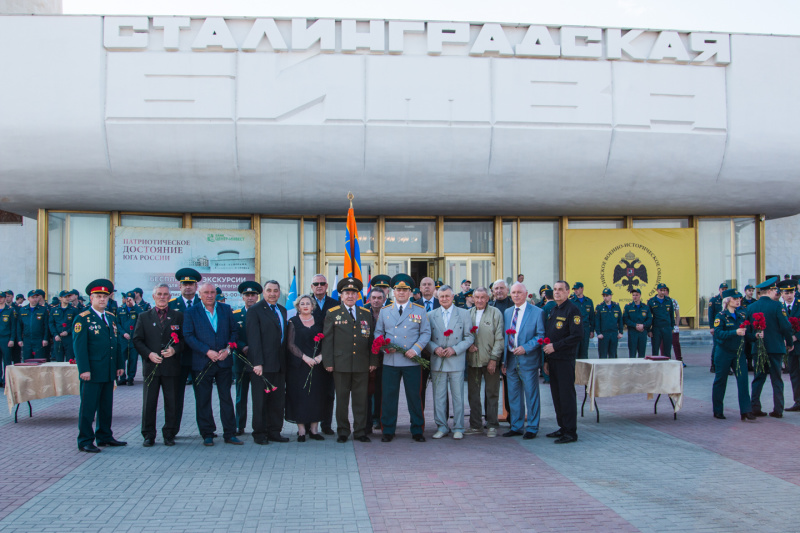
[475,308,485,327]
[441,306,453,328]
[511,303,526,348]
[204,304,218,333]
[91,306,109,326]
[423,299,434,312]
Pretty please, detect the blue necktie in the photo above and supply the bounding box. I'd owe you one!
[271,304,284,341]
[425,300,432,312]
[508,307,519,349]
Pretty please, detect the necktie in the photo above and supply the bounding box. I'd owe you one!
[350,307,356,320]
[271,304,284,340]
[508,307,519,349]
[186,298,192,307]
[425,300,431,312]
[443,309,450,328]
[398,305,403,316]
[102,313,108,327]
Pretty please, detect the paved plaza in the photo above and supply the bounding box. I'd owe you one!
[1,348,798,532]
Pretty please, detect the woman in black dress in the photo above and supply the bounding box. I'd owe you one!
[286,295,327,441]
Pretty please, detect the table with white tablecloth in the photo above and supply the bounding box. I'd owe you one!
[4,362,80,421]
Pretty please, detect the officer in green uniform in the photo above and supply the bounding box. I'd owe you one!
[747,277,793,418]
[782,280,800,412]
[169,267,203,431]
[594,288,623,358]
[569,282,594,359]
[535,285,552,309]
[74,279,126,453]
[116,291,140,385]
[49,290,77,362]
[648,283,675,357]
[321,277,377,443]
[106,290,119,315]
[741,284,756,371]
[7,291,21,364]
[365,275,392,309]
[0,291,16,386]
[708,282,728,372]
[132,288,151,311]
[623,288,652,358]
[711,288,755,421]
[233,280,262,436]
[17,289,49,361]
[454,279,471,309]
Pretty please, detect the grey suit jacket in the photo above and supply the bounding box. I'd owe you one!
[374,301,431,367]
[426,306,474,372]
[468,305,504,367]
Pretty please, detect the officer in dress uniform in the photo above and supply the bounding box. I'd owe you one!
[623,288,652,358]
[7,291,21,364]
[708,282,728,373]
[648,283,675,358]
[49,290,77,362]
[711,288,756,421]
[74,279,126,453]
[569,282,594,360]
[321,277,377,443]
[594,288,623,359]
[366,275,393,308]
[741,284,757,371]
[17,289,49,361]
[535,285,553,309]
[373,274,431,443]
[747,277,794,418]
[169,267,203,434]
[116,291,140,385]
[779,280,800,412]
[132,288,151,311]
[233,281,262,436]
[0,291,16,386]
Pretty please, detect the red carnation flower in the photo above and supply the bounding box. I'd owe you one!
[62,323,67,328]
[505,329,516,335]
[444,329,453,337]
[383,338,392,346]
[130,326,134,330]
[171,333,180,343]
[543,337,551,344]
[537,338,545,345]
[470,326,478,333]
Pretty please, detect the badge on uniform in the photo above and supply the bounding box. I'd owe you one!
[642,311,647,317]
[2,316,6,322]
[714,318,721,327]
[171,325,180,331]
[614,312,619,317]
[573,316,581,325]
[556,321,564,329]
[360,320,370,337]
[74,322,82,333]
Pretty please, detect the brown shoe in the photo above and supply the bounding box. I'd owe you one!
[752,409,768,417]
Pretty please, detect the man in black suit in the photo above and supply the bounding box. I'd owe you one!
[183,281,241,446]
[169,267,202,434]
[132,283,184,447]
[310,274,339,435]
[246,280,289,445]
[418,277,440,409]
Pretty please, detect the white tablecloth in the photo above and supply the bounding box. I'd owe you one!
[4,362,80,413]
[574,359,683,412]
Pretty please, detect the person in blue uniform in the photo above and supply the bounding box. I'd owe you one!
[17,289,49,361]
[169,267,203,434]
[623,288,652,358]
[0,291,16,386]
[747,277,794,418]
[708,282,728,373]
[132,288,151,311]
[116,291,140,385]
[569,282,594,359]
[740,284,756,371]
[74,279,126,453]
[594,288,623,359]
[780,280,800,412]
[711,288,756,421]
[233,281,262,436]
[535,285,553,309]
[49,290,77,362]
[648,283,675,358]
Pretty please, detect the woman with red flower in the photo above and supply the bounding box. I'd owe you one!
[286,295,328,441]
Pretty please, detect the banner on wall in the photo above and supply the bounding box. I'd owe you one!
[114,227,256,309]
[564,228,697,318]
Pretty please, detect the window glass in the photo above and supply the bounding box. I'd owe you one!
[303,219,318,253]
[519,221,559,290]
[325,220,377,254]
[502,220,517,286]
[120,215,182,228]
[47,213,110,299]
[193,217,251,230]
[260,219,300,306]
[734,217,756,294]
[698,219,733,326]
[632,219,689,229]
[385,220,436,254]
[568,220,623,229]
[444,220,494,254]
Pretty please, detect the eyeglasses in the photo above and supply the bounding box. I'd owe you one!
[311,282,327,287]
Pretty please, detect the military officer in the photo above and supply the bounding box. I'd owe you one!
[535,285,553,309]
[741,284,756,371]
[17,289,49,361]
[708,282,728,372]
[69,289,84,310]
[623,288,652,358]
[647,283,675,358]
[6,291,21,364]
[367,275,392,308]
[74,279,126,453]
[49,290,77,362]
[711,289,755,421]
[569,282,595,359]
[233,280,262,436]
[374,274,431,443]
[747,277,794,418]
[321,277,377,443]
[169,267,203,433]
[116,291,140,385]
[454,279,471,308]
[0,291,16,386]
[132,288,151,311]
[594,288,624,359]
[106,290,119,315]
[780,280,800,412]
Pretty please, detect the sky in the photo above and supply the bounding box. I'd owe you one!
[63,0,800,36]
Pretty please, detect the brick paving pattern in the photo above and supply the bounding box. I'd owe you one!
[1,348,799,532]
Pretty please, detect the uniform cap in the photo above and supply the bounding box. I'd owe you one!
[756,277,779,290]
[461,279,471,285]
[539,284,552,294]
[175,268,202,284]
[371,275,391,288]
[572,282,584,289]
[719,282,729,289]
[435,279,444,288]
[237,281,263,294]
[656,283,668,290]
[85,279,114,296]
[602,288,612,296]
[777,279,797,292]
[391,274,415,290]
[215,294,226,302]
[133,288,143,295]
[337,277,363,293]
[58,290,69,298]
[630,288,641,294]
[34,289,46,297]
[464,289,474,297]
[744,284,755,290]
[27,290,35,297]
[721,288,739,298]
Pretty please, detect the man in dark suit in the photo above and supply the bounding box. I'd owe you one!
[418,277,440,409]
[782,280,800,412]
[246,280,289,445]
[169,267,202,434]
[310,274,339,435]
[133,283,184,447]
[183,281,242,446]
[233,280,262,436]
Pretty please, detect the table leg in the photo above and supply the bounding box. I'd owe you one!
[594,400,599,423]
[14,403,19,423]
[655,394,661,415]
[581,387,587,417]
[669,397,676,420]
[14,401,33,423]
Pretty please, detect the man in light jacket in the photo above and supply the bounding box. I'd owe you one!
[466,287,504,437]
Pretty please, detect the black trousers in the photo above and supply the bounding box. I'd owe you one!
[334,371,369,438]
[193,365,235,440]
[548,358,577,437]
[174,364,193,434]
[251,370,285,441]
[78,380,115,448]
[142,374,179,440]
[235,368,252,432]
[652,326,672,357]
[366,367,383,431]
[52,335,73,362]
[321,376,335,431]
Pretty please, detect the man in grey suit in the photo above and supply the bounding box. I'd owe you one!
[374,274,431,443]
[427,285,474,440]
[502,282,545,440]
[466,287,504,437]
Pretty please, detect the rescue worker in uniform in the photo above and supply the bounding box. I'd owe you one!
[648,283,675,358]
[569,282,594,360]
[594,288,623,359]
[623,288,652,358]
[741,284,757,371]
[233,281,262,436]
[116,291,140,385]
[49,290,77,362]
[17,289,49,361]
[0,291,16,386]
[708,282,728,372]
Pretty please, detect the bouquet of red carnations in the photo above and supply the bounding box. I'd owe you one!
[751,312,768,374]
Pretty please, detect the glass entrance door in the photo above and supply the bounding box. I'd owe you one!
[444,257,494,290]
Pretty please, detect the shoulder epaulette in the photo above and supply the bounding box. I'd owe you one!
[357,306,370,313]
[106,311,115,317]
[412,302,425,308]
[233,309,241,314]
[329,305,340,312]
[169,297,177,302]
[382,303,392,309]
[79,310,91,317]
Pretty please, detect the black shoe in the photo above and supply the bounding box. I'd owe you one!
[253,439,269,445]
[502,430,523,437]
[412,434,426,443]
[203,437,214,446]
[143,438,155,447]
[356,435,371,443]
[127,380,134,386]
[225,437,244,445]
[554,434,578,444]
[769,411,783,418]
[336,436,348,443]
[268,435,289,443]
[97,439,127,447]
[322,427,335,436]
[235,429,244,436]
[546,429,564,438]
[752,409,768,417]
[741,413,757,421]
[308,433,325,441]
[297,435,306,442]
[212,433,218,438]
[713,413,726,420]
[164,437,176,446]
[785,404,800,412]
[381,434,394,442]
[709,365,715,373]
[523,432,537,440]
[79,444,101,453]
[365,428,373,435]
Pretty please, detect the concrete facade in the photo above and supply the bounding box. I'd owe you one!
[0,0,61,14]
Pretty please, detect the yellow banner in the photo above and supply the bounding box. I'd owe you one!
[564,228,697,318]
